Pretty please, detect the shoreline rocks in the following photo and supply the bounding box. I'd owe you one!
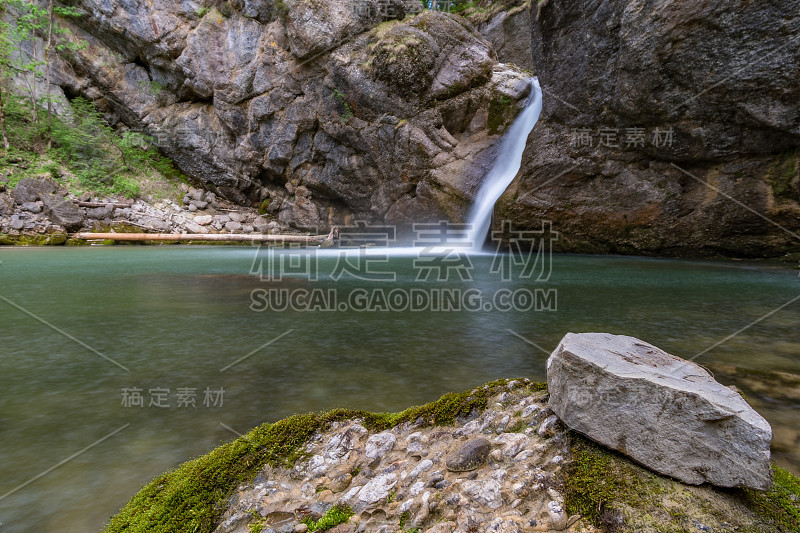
[0,178,289,244]
[547,332,774,490]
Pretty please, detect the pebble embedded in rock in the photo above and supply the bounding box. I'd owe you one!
[445,438,491,472]
[537,415,559,438]
[461,478,503,509]
[409,459,433,478]
[358,473,398,504]
[547,500,568,530]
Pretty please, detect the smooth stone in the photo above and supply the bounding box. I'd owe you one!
[409,459,433,479]
[41,193,84,231]
[21,201,42,213]
[445,438,491,472]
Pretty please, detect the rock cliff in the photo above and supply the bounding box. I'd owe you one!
[497,0,800,257]
[42,0,800,255]
[51,0,531,233]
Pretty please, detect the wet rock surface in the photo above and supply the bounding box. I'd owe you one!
[213,380,583,533]
[465,0,533,70]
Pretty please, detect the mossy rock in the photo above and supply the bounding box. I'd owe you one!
[2,231,71,246]
[104,378,530,533]
[104,380,799,533]
[488,91,514,134]
[766,149,800,203]
[365,22,436,98]
[565,432,800,532]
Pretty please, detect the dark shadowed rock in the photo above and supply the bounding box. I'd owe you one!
[41,193,85,231]
[496,0,800,258]
[547,332,773,490]
[446,437,491,472]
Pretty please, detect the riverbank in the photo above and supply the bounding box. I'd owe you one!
[0,176,299,246]
[104,379,800,533]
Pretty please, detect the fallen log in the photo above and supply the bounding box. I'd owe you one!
[71,227,338,244]
[72,201,132,208]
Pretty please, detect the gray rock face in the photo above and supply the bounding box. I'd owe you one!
[467,0,533,69]
[445,437,491,472]
[12,178,58,204]
[496,0,800,258]
[54,0,532,233]
[547,332,773,490]
[41,194,85,231]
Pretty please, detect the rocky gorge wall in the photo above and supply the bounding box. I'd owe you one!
[497,0,800,257]
[39,0,800,256]
[49,0,532,235]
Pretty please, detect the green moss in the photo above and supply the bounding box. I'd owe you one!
[766,149,800,202]
[739,465,800,531]
[274,0,288,20]
[564,433,661,529]
[488,93,513,135]
[257,198,270,215]
[565,431,800,533]
[302,504,354,531]
[247,517,265,533]
[505,419,528,433]
[104,379,535,533]
[14,233,67,246]
[332,89,354,122]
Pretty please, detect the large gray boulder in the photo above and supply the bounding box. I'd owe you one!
[41,193,85,231]
[547,332,773,490]
[12,178,59,204]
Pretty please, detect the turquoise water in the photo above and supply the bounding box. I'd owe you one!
[0,246,798,532]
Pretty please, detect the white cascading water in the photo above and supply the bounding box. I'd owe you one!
[465,77,542,249]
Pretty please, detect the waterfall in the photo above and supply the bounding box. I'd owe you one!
[465,77,542,249]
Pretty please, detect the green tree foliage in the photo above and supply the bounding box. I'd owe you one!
[0,0,13,149]
[49,97,184,196]
[0,0,82,140]
[2,93,185,198]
